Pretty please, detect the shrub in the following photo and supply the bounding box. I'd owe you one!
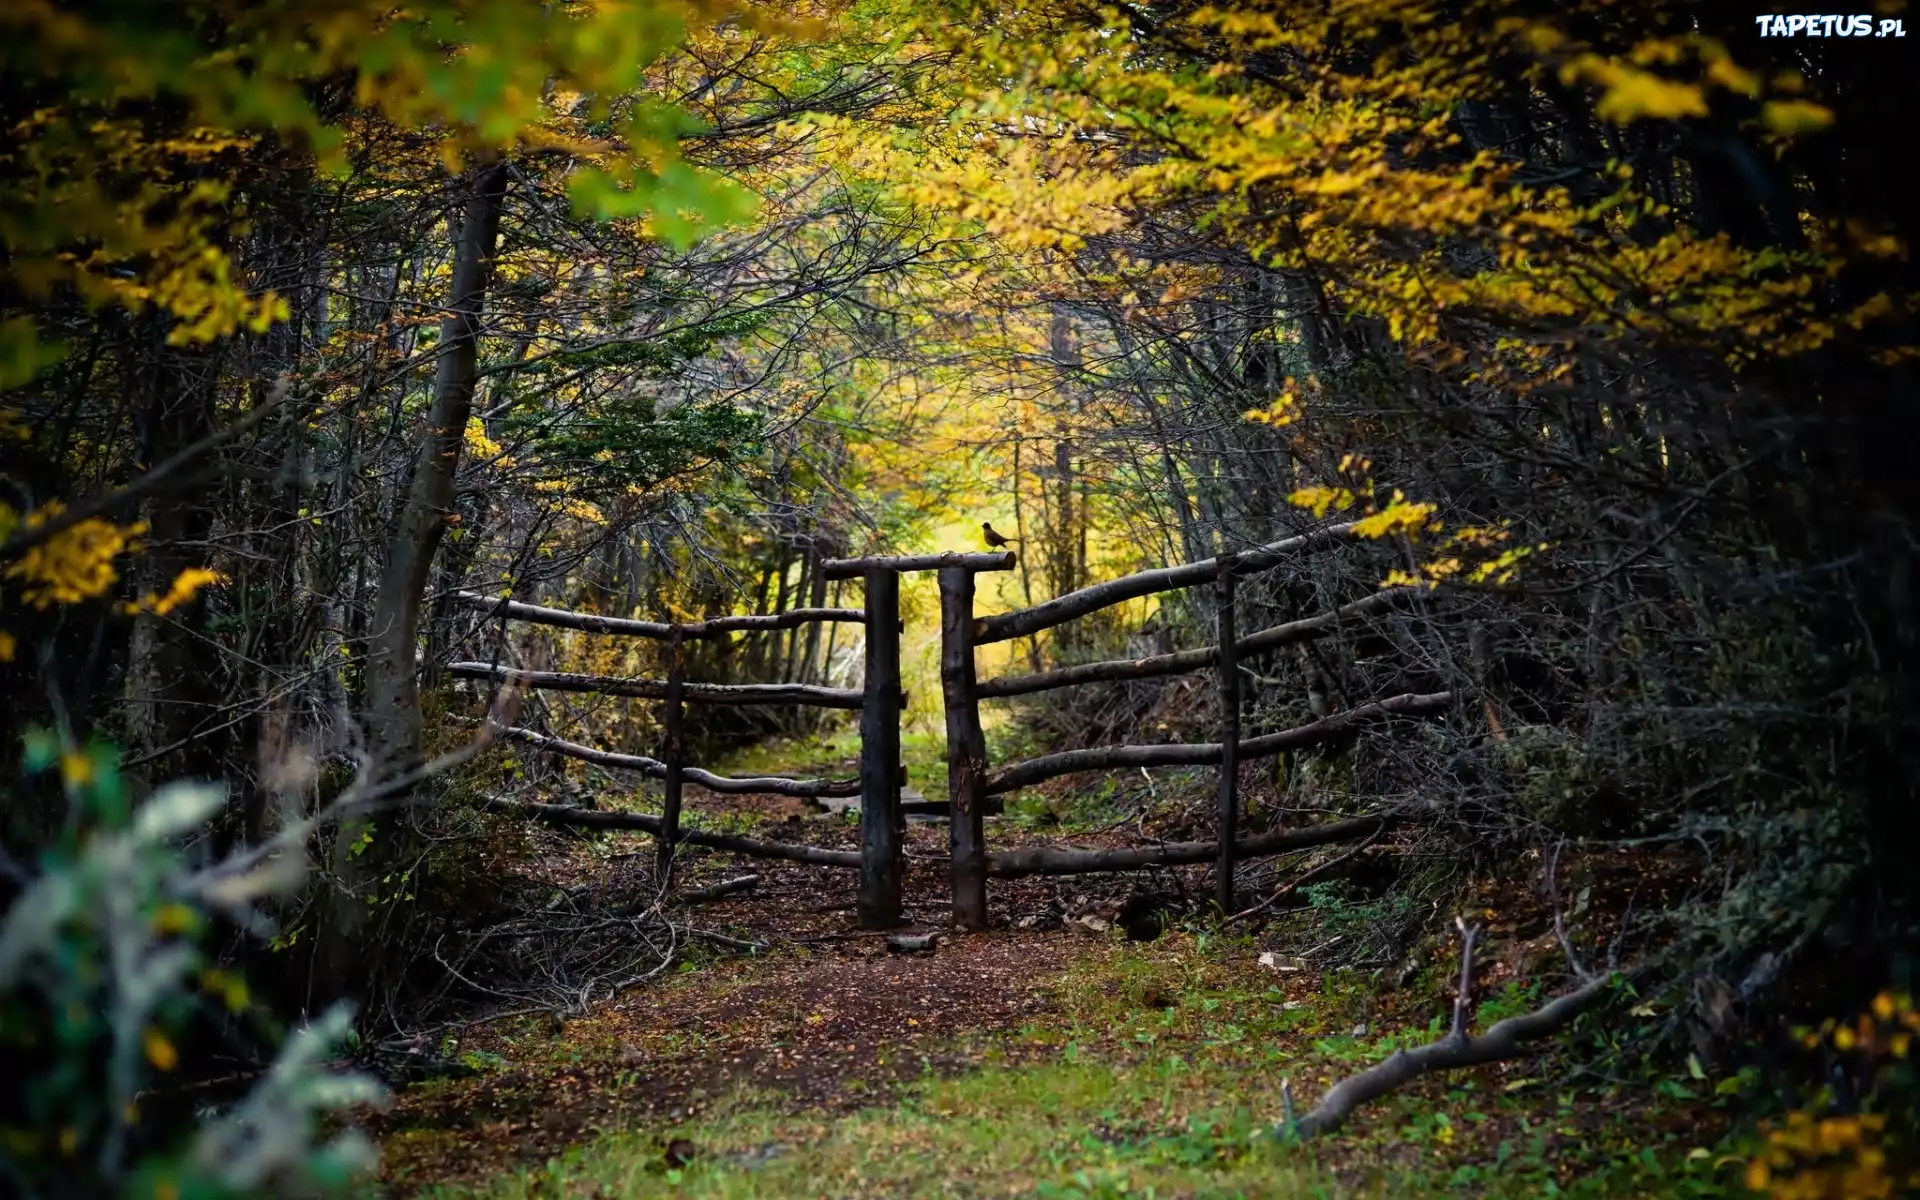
[0,736,384,1198]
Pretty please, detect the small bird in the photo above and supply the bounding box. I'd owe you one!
[981,521,1020,548]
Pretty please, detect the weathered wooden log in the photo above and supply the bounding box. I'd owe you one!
[973,523,1361,645]
[493,726,860,798]
[974,589,1421,698]
[940,565,990,929]
[822,551,1016,579]
[448,662,863,709]
[475,798,863,867]
[982,692,1454,795]
[451,590,863,639]
[1214,556,1241,915]
[858,567,905,929]
[984,813,1396,878]
[671,874,761,905]
[659,629,687,882]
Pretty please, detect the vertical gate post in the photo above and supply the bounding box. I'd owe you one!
[858,567,905,928]
[658,628,687,886]
[1214,554,1241,916]
[939,566,989,929]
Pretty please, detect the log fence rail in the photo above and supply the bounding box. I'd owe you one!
[450,525,1454,931]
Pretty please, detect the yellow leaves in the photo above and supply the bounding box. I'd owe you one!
[1566,58,1708,124]
[465,416,504,461]
[1244,381,1300,427]
[142,1028,178,1072]
[123,567,226,617]
[1705,57,1762,100]
[1755,991,1919,1200]
[1761,100,1834,135]
[59,752,94,788]
[2,504,147,609]
[200,968,250,1013]
[1352,497,1437,539]
[560,499,607,525]
[152,903,196,936]
[1287,485,1358,519]
[0,630,15,662]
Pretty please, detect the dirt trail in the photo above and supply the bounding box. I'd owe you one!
[372,843,1104,1192]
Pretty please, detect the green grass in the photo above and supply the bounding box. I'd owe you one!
[409,1060,1338,1199]
[397,938,1750,1200]
[709,723,950,799]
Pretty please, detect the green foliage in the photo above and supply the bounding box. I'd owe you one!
[0,738,383,1198]
[0,0,757,389]
[499,398,763,498]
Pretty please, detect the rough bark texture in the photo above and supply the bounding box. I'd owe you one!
[940,566,989,928]
[1214,556,1241,914]
[363,162,509,780]
[822,551,1015,579]
[316,162,508,1003]
[658,630,686,883]
[857,568,905,928]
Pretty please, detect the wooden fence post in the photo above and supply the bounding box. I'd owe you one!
[1214,554,1240,915]
[940,566,989,929]
[659,628,686,886]
[858,568,904,928]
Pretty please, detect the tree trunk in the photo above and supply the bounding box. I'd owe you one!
[314,161,508,1008]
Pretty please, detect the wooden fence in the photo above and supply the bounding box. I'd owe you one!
[447,551,1013,930]
[449,526,1453,932]
[938,522,1453,928]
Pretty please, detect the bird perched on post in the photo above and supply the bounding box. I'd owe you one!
[981,521,1020,548]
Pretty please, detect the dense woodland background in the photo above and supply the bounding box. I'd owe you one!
[2,1,1918,1196]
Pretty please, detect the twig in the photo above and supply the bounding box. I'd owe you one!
[1285,919,1628,1138]
[1,385,289,559]
[679,926,768,954]
[1547,839,1588,978]
[1450,916,1482,1037]
[1227,828,1384,924]
[671,874,761,906]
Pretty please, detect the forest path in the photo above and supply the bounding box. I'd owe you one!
[370,830,1114,1193]
[368,790,1714,1198]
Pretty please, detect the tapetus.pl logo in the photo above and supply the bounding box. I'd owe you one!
[1753,13,1907,36]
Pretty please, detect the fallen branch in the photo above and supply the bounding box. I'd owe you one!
[1284,919,1623,1138]
[672,874,761,906]
[679,927,768,955]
